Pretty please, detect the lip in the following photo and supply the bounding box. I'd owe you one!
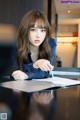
[34,40,40,43]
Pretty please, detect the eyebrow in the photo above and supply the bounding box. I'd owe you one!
[30,27,46,29]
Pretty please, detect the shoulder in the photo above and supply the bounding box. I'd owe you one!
[48,37,57,48]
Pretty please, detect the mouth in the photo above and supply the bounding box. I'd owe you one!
[34,40,40,43]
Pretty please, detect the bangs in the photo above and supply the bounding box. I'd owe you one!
[29,18,47,29]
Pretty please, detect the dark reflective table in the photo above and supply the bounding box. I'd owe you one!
[0,78,80,120]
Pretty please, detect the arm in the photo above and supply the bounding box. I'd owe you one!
[12,38,57,80]
[49,38,57,63]
[24,38,57,79]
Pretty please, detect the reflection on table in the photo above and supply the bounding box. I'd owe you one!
[0,79,80,120]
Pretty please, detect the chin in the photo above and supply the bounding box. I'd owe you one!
[34,45,40,47]
[33,43,41,47]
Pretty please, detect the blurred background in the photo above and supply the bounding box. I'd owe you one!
[0,0,80,68]
[0,1,80,120]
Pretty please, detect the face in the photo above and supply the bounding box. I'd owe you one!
[29,20,46,47]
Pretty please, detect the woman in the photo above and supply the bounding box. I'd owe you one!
[12,10,56,80]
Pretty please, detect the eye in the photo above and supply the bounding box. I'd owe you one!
[41,29,46,32]
[30,28,36,31]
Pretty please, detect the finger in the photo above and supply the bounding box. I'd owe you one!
[13,76,19,80]
[12,72,16,76]
[13,75,20,80]
[40,64,51,71]
[12,72,20,77]
[39,93,48,99]
[39,63,49,71]
[43,64,52,71]
[39,93,46,97]
[47,62,54,70]
[41,66,48,71]
[44,60,54,70]
[12,73,22,80]
[40,66,45,71]
[12,71,20,76]
[33,93,39,100]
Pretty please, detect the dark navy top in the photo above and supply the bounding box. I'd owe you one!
[12,38,57,80]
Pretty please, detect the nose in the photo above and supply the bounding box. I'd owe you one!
[36,29,40,38]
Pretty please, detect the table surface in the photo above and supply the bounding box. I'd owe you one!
[0,78,80,120]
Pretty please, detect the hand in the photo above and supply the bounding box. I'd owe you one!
[33,59,54,71]
[32,92,53,105]
[12,70,28,80]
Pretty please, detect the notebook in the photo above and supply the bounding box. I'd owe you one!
[1,77,80,92]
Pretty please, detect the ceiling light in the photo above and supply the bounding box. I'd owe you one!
[68,10,71,13]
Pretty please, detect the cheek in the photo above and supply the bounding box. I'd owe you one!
[42,33,46,39]
[29,33,34,40]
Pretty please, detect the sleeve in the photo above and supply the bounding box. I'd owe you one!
[22,63,49,79]
[24,38,57,80]
[11,38,57,80]
[11,45,18,70]
[49,38,57,63]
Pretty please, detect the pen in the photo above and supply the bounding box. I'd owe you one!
[50,70,54,78]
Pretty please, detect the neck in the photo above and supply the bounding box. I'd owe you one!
[30,45,39,53]
[30,45,39,62]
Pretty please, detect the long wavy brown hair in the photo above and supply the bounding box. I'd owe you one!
[17,10,51,70]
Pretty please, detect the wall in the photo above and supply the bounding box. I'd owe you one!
[0,0,44,27]
[78,23,80,67]
[78,40,80,67]
[0,0,45,42]
[56,37,78,67]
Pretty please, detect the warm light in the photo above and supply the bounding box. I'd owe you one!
[57,37,78,44]
[68,10,71,13]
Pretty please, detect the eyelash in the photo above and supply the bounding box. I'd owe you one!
[30,28,46,32]
[41,29,46,32]
[30,28,35,31]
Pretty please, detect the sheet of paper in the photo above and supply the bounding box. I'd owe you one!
[0,79,61,92]
[34,77,80,87]
[1,77,80,92]
[53,77,80,86]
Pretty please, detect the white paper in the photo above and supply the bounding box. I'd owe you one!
[34,77,80,87]
[1,77,80,92]
[0,79,59,92]
[49,71,80,76]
